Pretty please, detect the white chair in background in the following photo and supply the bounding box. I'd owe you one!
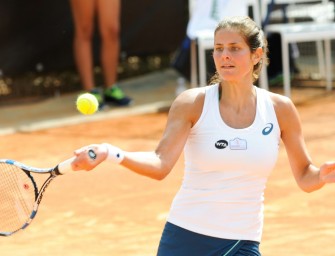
[188,0,268,89]
[261,0,335,97]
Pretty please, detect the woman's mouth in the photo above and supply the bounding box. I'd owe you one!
[221,64,235,69]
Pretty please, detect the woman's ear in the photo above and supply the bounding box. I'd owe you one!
[252,47,263,65]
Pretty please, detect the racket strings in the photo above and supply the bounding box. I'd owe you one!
[0,163,37,233]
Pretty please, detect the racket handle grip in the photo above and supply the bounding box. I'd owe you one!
[56,157,76,175]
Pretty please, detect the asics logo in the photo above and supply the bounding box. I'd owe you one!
[262,123,273,135]
[215,140,228,149]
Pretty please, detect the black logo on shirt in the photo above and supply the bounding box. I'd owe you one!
[215,140,228,149]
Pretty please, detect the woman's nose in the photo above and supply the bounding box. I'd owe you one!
[221,49,231,59]
[222,52,230,60]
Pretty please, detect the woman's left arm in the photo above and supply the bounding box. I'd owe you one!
[272,93,335,192]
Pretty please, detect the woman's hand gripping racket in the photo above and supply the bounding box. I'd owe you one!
[0,149,97,237]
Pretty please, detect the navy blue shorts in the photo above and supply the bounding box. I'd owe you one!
[156,222,261,256]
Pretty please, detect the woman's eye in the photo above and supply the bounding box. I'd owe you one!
[215,47,223,52]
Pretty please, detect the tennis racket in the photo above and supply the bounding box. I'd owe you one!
[0,149,97,236]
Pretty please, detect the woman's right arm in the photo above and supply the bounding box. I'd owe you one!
[72,88,204,180]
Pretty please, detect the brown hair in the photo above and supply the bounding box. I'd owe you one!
[209,16,269,84]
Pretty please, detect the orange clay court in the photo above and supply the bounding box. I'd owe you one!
[0,88,335,256]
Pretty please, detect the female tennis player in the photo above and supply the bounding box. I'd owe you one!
[71,16,335,255]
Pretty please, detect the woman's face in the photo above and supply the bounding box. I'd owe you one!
[213,29,259,83]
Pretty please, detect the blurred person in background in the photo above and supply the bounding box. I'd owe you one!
[70,0,132,108]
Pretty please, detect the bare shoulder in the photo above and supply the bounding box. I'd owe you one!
[268,91,293,109]
[268,91,296,111]
[169,87,206,126]
[268,91,300,130]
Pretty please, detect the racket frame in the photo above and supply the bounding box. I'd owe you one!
[0,159,67,236]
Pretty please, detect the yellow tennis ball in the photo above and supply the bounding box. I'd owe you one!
[76,93,99,115]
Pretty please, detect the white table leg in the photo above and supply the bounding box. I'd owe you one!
[282,37,291,98]
[190,40,198,88]
[324,39,332,91]
[198,40,207,87]
[316,40,326,78]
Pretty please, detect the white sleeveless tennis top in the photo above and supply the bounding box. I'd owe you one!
[167,84,280,242]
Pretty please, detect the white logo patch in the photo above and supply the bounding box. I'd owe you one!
[229,138,247,150]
